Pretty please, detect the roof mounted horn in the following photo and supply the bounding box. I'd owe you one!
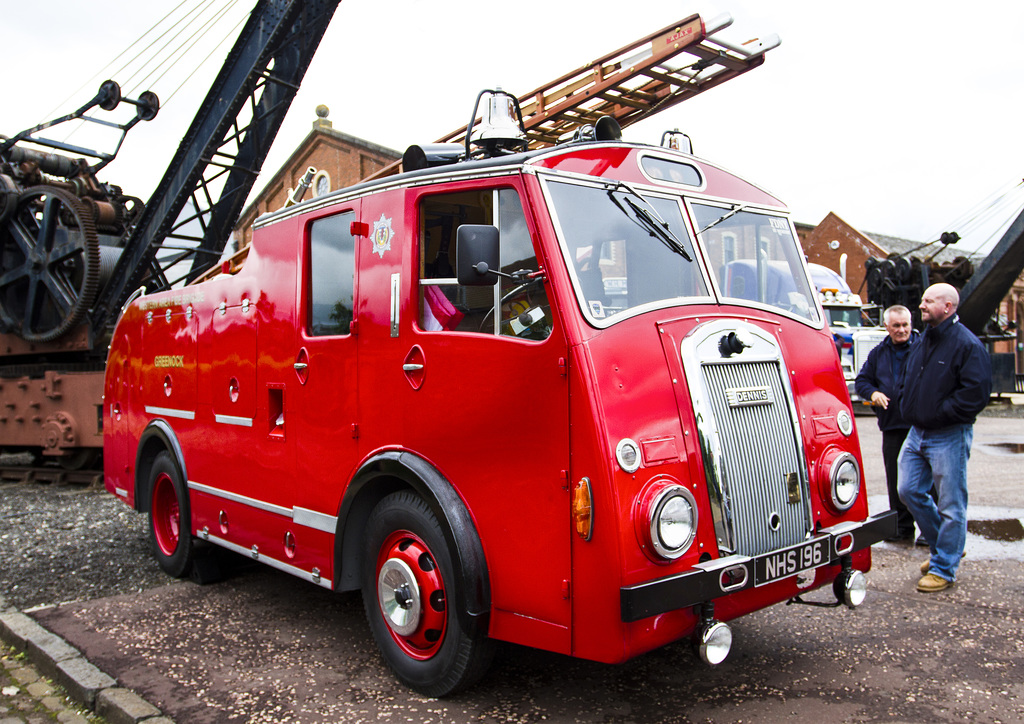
[402,143,464,171]
[558,114,622,145]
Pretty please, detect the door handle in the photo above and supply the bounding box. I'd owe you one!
[402,345,425,390]
[293,362,308,371]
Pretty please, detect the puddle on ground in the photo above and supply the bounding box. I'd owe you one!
[989,442,1024,454]
[967,518,1024,542]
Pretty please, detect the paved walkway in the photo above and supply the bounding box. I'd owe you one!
[0,595,171,724]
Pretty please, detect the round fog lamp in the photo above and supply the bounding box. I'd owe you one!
[834,569,867,608]
[697,621,732,665]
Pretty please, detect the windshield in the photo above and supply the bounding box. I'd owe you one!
[691,203,819,323]
[544,179,708,323]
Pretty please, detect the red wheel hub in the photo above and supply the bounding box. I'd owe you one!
[375,530,447,660]
[152,472,180,556]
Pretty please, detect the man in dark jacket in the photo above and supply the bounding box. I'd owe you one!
[855,305,918,542]
[898,283,991,593]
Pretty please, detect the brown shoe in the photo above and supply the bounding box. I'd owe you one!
[917,573,953,592]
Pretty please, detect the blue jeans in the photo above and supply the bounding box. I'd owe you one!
[897,424,972,582]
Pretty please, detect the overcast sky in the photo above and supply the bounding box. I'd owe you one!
[5,0,1023,257]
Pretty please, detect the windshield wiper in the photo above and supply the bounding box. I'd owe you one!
[697,203,747,235]
[606,181,692,262]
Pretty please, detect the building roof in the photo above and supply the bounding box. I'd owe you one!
[236,111,401,230]
[302,116,402,161]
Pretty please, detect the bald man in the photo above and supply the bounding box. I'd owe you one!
[898,283,991,592]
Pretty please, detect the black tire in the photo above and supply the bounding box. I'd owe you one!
[362,491,494,697]
[147,451,194,578]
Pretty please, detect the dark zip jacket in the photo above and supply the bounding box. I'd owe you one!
[854,330,919,432]
[899,314,991,429]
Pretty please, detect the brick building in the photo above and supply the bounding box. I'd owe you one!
[233,105,400,249]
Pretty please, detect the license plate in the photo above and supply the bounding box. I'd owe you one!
[754,537,831,586]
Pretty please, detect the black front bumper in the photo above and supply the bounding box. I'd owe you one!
[620,510,897,623]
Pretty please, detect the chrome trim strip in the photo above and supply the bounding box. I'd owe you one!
[188,482,339,534]
[293,507,338,534]
[188,481,291,518]
[145,406,195,420]
[214,414,254,427]
[390,273,400,337]
[204,533,333,590]
[254,165,523,229]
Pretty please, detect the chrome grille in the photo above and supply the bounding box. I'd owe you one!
[701,359,808,557]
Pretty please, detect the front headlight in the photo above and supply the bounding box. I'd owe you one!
[648,486,697,559]
[829,453,860,510]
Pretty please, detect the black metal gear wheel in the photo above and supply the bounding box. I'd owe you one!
[0,185,100,341]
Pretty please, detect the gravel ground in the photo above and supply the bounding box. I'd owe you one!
[0,479,168,611]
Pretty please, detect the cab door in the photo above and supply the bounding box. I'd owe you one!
[290,205,360,579]
[359,183,573,653]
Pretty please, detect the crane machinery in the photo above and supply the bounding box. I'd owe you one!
[864,203,1024,392]
[1,0,340,475]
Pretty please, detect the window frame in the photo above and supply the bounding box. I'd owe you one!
[415,182,552,342]
[306,208,357,338]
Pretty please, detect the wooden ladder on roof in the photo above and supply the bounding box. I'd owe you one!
[366,13,779,180]
[208,13,778,279]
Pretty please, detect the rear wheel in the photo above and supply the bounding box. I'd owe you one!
[147,451,194,578]
[362,491,494,697]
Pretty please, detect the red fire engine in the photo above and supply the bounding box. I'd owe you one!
[103,16,895,698]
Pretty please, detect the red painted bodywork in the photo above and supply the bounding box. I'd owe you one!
[105,142,878,666]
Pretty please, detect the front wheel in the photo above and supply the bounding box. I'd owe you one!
[147,451,194,578]
[362,491,494,697]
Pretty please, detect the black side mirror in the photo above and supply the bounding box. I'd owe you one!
[456,224,500,286]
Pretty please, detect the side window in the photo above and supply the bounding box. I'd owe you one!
[308,211,355,336]
[419,188,551,340]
